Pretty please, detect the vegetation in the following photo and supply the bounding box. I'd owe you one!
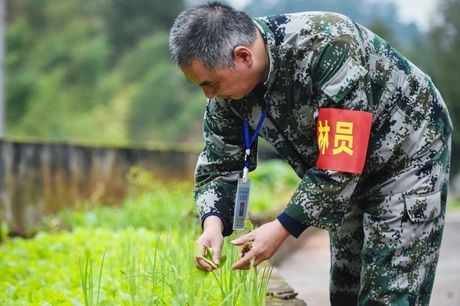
[2,1,459,302]
[0,224,273,305]
[5,0,460,175]
[243,0,419,50]
[426,0,460,174]
[6,0,204,145]
[0,161,298,305]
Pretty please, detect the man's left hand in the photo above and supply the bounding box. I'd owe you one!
[231,219,290,270]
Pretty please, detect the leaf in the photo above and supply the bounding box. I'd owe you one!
[193,266,211,278]
[195,255,217,269]
[245,219,254,231]
[204,247,213,260]
[194,247,226,269]
[219,255,227,266]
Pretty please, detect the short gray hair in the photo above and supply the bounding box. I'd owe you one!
[169,1,257,71]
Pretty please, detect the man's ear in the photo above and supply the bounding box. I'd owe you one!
[233,46,254,67]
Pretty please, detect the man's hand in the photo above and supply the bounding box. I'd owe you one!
[231,219,290,270]
[195,215,224,271]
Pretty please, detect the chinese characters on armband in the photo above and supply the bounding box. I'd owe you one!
[316,108,373,174]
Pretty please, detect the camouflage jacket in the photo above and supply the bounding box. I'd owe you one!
[194,12,452,236]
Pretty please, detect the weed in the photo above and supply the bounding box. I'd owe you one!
[79,248,106,306]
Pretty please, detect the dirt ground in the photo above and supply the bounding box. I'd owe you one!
[275,210,460,306]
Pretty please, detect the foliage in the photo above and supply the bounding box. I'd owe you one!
[426,0,460,175]
[243,0,420,50]
[79,248,105,306]
[121,33,205,143]
[249,160,300,214]
[5,0,205,145]
[99,0,183,61]
[60,174,197,232]
[6,0,458,175]
[5,0,427,147]
[0,165,282,305]
[59,161,299,231]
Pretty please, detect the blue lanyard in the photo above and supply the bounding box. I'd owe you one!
[243,105,269,172]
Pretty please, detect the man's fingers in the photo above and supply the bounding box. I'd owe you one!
[231,232,254,246]
[195,256,215,271]
[212,246,221,265]
[254,256,265,267]
[194,228,224,272]
[196,240,215,271]
[197,242,206,256]
[232,249,256,270]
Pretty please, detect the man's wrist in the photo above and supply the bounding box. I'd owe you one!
[201,212,233,236]
[203,215,224,233]
[277,212,308,238]
[274,218,291,239]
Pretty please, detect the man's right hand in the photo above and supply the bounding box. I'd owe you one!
[195,215,224,271]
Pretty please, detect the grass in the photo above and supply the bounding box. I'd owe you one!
[0,161,296,305]
[3,160,459,304]
[79,248,105,306]
[0,225,273,305]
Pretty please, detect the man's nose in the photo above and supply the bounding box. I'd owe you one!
[203,87,217,99]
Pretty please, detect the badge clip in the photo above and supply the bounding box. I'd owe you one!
[233,176,251,230]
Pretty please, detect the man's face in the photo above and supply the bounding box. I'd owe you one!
[181,58,256,100]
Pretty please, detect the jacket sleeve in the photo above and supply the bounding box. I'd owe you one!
[194,98,258,236]
[280,34,373,234]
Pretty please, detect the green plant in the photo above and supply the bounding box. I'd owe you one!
[0,165,301,305]
[79,248,105,306]
[0,222,8,244]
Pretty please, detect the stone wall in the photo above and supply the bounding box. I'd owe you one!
[0,140,199,235]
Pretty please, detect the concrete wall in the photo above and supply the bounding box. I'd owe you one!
[0,140,199,235]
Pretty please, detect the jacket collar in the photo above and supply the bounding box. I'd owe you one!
[253,18,278,96]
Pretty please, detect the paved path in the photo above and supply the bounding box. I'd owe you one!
[276,210,460,306]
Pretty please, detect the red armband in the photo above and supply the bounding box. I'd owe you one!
[316,108,373,174]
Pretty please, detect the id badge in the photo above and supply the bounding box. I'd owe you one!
[233,178,251,230]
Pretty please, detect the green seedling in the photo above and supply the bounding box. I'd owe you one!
[245,219,254,231]
[1,164,299,305]
[196,247,227,269]
[79,248,105,306]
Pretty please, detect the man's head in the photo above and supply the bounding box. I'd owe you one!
[169,2,268,100]
[169,1,257,71]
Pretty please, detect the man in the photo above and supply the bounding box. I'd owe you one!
[169,2,452,305]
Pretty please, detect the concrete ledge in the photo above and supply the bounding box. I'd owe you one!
[266,268,307,306]
[0,140,199,235]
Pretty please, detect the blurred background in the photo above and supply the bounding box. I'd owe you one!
[1,1,460,305]
[1,0,458,154]
[0,0,459,230]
